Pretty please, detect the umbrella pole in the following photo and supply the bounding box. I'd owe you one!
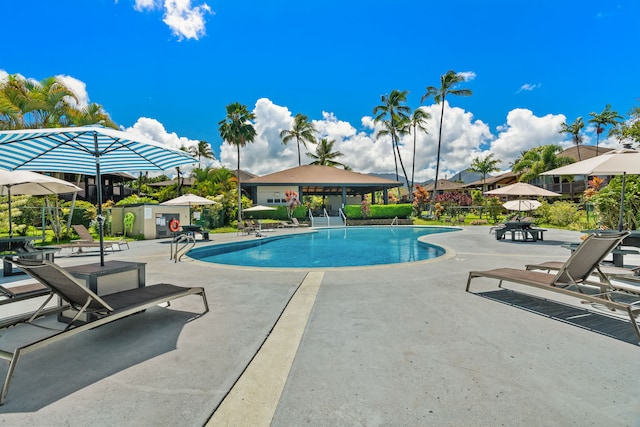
[7,187,12,238]
[94,132,105,266]
[618,172,626,231]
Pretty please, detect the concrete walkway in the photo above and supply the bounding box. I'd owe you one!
[1,226,639,426]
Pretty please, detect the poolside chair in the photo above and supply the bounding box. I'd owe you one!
[466,231,640,343]
[0,258,209,405]
[0,282,49,304]
[72,224,129,250]
[291,218,309,227]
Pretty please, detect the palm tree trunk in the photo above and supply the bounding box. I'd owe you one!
[296,138,301,166]
[411,130,417,202]
[432,101,446,207]
[237,145,242,224]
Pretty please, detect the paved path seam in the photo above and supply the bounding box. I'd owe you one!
[206,271,324,427]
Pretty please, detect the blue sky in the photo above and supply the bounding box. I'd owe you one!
[2,0,639,181]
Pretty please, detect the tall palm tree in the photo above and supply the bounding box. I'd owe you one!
[559,117,585,160]
[421,70,472,204]
[511,145,574,183]
[307,138,347,168]
[405,108,430,198]
[190,140,215,168]
[218,102,257,224]
[588,104,623,156]
[373,90,411,197]
[280,113,317,166]
[468,153,501,192]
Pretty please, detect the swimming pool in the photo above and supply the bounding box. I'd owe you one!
[188,226,457,268]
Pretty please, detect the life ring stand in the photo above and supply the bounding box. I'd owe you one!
[169,218,181,233]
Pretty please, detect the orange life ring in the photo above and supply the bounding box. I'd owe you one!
[169,218,181,232]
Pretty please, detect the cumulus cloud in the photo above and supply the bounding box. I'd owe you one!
[517,83,542,93]
[133,0,213,40]
[219,100,494,184]
[56,75,90,109]
[458,71,477,82]
[125,117,220,176]
[489,109,567,168]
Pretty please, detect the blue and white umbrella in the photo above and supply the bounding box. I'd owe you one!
[0,126,197,264]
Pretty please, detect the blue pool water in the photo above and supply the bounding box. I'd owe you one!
[188,226,457,268]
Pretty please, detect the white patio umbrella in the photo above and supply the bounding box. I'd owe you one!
[242,205,277,212]
[0,170,81,237]
[502,199,541,212]
[485,182,562,197]
[542,148,640,230]
[0,126,196,265]
[161,193,216,225]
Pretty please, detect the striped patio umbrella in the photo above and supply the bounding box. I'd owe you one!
[0,126,196,265]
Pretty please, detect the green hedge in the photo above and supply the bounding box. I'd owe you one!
[344,204,413,219]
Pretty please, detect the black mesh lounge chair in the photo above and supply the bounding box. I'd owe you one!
[0,258,209,405]
[466,231,640,343]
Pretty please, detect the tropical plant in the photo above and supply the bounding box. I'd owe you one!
[589,175,640,230]
[190,140,215,168]
[610,106,640,147]
[307,138,347,168]
[588,104,623,156]
[511,145,574,183]
[280,113,317,166]
[559,117,585,160]
[218,102,257,224]
[468,153,501,193]
[405,108,430,198]
[421,70,472,204]
[373,90,412,199]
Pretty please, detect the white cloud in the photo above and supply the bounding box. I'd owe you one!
[458,71,477,82]
[134,0,158,11]
[125,117,220,176]
[220,100,494,184]
[56,75,89,109]
[517,83,542,93]
[489,109,567,168]
[132,0,213,41]
[163,0,212,41]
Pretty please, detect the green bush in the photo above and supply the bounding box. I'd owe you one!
[539,201,581,227]
[344,204,412,219]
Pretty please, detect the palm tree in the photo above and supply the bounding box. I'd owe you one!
[611,106,640,147]
[421,70,472,205]
[469,153,501,192]
[280,113,317,166]
[218,102,257,224]
[512,145,574,184]
[559,117,585,160]
[405,108,430,198]
[67,102,118,128]
[307,138,347,168]
[588,104,623,156]
[373,90,411,197]
[190,140,215,168]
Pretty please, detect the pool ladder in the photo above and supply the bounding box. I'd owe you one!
[170,233,196,263]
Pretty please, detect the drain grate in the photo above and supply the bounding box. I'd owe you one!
[479,289,638,345]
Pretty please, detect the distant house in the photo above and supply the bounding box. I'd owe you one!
[545,145,615,199]
[242,165,401,211]
[422,179,468,196]
[464,171,519,192]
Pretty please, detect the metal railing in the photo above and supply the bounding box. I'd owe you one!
[170,233,196,263]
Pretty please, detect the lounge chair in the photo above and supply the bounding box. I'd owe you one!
[291,218,309,227]
[0,282,49,304]
[72,224,129,250]
[0,258,209,405]
[466,231,640,343]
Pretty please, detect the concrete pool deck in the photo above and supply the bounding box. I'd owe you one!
[1,226,639,425]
